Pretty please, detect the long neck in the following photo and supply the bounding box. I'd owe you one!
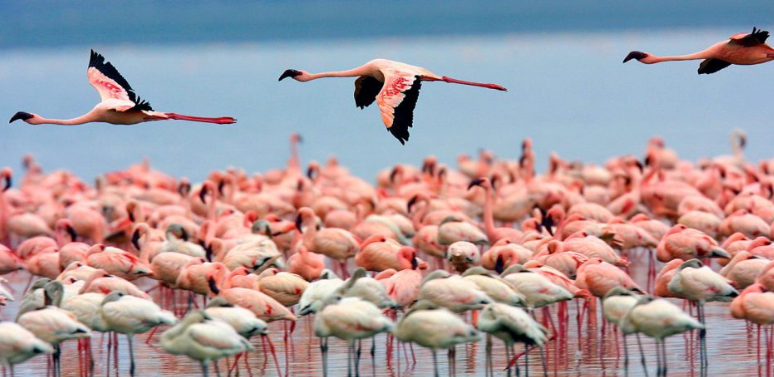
[648,50,712,63]
[482,185,496,238]
[31,113,95,126]
[307,66,370,81]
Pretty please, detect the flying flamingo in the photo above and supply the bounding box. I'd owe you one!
[624,27,774,74]
[278,59,506,144]
[9,50,236,126]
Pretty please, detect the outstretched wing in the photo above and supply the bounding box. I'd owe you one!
[698,59,732,74]
[354,76,383,109]
[376,71,422,145]
[87,50,153,111]
[729,27,770,47]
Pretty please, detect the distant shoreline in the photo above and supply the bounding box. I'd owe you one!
[2,0,772,50]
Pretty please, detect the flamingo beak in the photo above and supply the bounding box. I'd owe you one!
[279,69,302,81]
[9,111,33,123]
[66,226,77,241]
[494,255,505,274]
[295,214,303,231]
[3,176,10,191]
[131,230,141,251]
[411,255,418,270]
[407,195,418,213]
[467,178,485,190]
[199,185,208,202]
[623,51,648,63]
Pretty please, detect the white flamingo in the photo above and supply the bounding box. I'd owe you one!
[161,311,253,377]
[100,291,177,375]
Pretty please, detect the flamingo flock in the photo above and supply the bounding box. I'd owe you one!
[3,26,774,377]
[0,130,773,376]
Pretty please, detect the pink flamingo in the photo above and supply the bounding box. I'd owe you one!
[296,207,360,277]
[624,28,774,74]
[468,177,522,243]
[279,59,506,144]
[9,50,236,126]
[356,234,422,272]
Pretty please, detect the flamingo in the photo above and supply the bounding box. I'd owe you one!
[298,270,344,316]
[161,311,252,377]
[9,50,236,126]
[314,295,394,377]
[667,259,738,368]
[620,295,704,377]
[477,302,548,377]
[100,291,177,375]
[0,321,54,375]
[417,270,491,313]
[278,59,506,144]
[624,27,774,74]
[394,300,481,377]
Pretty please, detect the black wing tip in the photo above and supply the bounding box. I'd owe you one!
[388,76,421,145]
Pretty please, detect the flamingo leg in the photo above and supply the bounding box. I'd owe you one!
[127,334,136,376]
[201,361,209,377]
[432,349,439,377]
[636,334,649,377]
[371,337,376,377]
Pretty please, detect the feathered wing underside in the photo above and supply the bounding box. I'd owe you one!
[87,50,153,111]
[729,27,770,47]
[354,76,382,109]
[698,58,732,74]
[375,71,422,145]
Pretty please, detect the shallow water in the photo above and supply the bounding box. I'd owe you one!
[1,251,769,377]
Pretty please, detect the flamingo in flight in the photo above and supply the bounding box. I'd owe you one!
[9,50,236,126]
[278,59,507,144]
[624,27,774,74]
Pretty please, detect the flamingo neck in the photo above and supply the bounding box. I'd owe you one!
[646,51,711,63]
[30,114,95,126]
[307,66,371,81]
[482,184,496,239]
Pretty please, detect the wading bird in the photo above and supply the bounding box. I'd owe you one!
[624,27,774,74]
[278,59,506,144]
[9,50,236,126]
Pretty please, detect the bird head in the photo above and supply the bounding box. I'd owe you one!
[278,69,309,82]
[9,111,36,124]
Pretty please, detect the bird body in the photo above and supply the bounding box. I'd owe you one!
[624,28,774,74]
[279,59,506,144]
[10,50,236,126]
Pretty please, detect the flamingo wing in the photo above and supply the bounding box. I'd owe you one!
[87,50,153,112]
[354,76,382,109]
[375,71,422,145]
[697,59,732,75]
[729,27,770,47]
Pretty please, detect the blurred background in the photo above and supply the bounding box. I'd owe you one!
[2,0,774,182]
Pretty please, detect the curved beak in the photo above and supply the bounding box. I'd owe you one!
[467,178,485,190]
[494,255,505,275]
[9,111,33,123]
[411,255,418,270]
[131,230,141,251]
[295,214,303,231]
[199,185,208,203]
[3,176,10,191]
[279,69,302,81]
[623,51,648,63]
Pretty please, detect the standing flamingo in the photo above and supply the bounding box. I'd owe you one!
[278,59,506,144]
[9,50,236,126]
[624,27,774,74]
